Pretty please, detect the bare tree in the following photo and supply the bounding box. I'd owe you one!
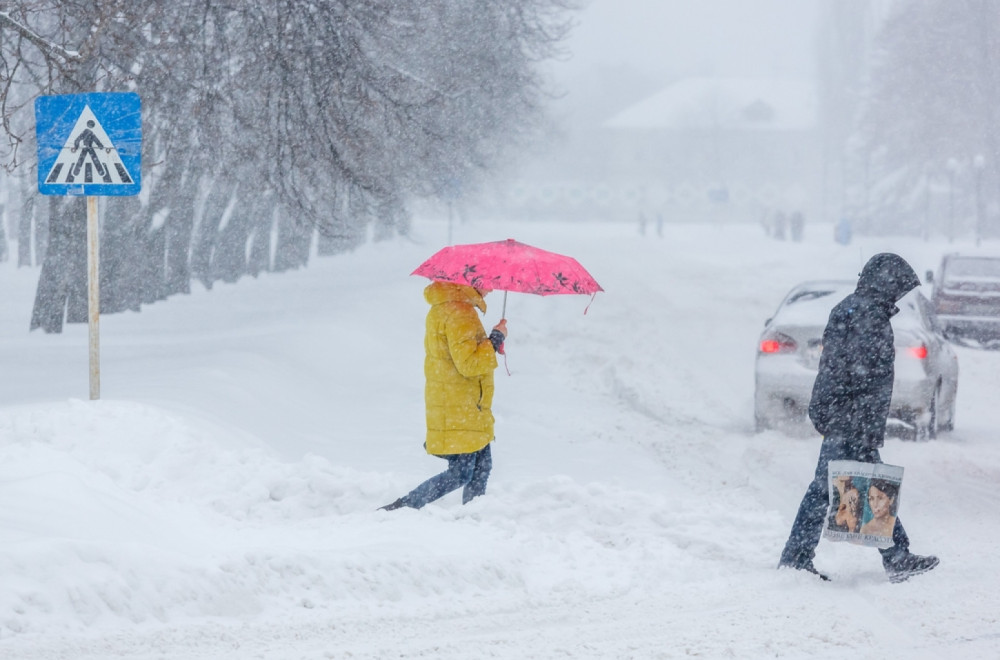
[854,0,1000,238]
[1,0,575,331]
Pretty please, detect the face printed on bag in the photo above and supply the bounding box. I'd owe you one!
[835,488,861,532]
[868,484,893,520]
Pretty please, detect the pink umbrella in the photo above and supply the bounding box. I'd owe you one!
[412,238,603,317]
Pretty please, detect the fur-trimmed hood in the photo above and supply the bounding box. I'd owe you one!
[424,281,487,314]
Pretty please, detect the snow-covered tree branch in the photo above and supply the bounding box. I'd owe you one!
[0,0,576,332]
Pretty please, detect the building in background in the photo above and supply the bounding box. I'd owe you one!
[483,76,821,226]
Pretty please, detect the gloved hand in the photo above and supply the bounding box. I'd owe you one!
[489,319,507,352]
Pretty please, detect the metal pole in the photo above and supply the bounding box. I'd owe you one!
[87,195,100,400]
[947,158,958,243]
[975,155,985,246]
[502,290,507,318]
[948,172,955,243]
[923,165,931,241]
[447,200,453,246]
[976,169,983,246]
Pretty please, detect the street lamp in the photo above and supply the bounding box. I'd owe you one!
[946,157,959,243]
[974,154,985,246]
[922,161,932,241]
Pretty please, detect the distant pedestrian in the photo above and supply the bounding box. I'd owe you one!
[760,210,772,237]
[772,211,787,240]
[778,253,939,582]
[835,217,852,245]
[380,282,507,511]
[790,211,804,242]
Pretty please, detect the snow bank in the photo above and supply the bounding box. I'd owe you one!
[1,219,998,658]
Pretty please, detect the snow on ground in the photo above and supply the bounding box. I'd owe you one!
[1,216,999,659]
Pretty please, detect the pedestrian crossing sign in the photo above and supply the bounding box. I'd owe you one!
[35,92,141,196]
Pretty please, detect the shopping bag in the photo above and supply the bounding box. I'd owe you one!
[822,460,904,549]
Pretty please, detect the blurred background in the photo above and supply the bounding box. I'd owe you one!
[471,0,996,245]
[1,0,997,328]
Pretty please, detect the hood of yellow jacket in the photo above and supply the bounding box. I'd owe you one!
[424,281,487,313]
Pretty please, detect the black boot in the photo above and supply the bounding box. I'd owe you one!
[378,498,406,512]
[778,557,830,581]
[883,552,939,583]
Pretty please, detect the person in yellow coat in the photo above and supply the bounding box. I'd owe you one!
[380,281,507,510]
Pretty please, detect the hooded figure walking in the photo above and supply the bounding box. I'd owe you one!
[778,253,939,582]
[380,281,507,511]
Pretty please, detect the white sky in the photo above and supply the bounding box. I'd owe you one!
[554,0,823,83]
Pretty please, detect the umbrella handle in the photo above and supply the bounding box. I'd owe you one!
[502,291,507,318]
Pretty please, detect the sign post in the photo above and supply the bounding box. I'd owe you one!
[86,196,100,399]
[35,92,142,400]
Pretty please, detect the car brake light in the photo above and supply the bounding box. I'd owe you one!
[935,299,961,314]
[760,333,797,354]
[907,345,928,359]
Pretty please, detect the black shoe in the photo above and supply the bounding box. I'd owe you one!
[884,552,939,583]
[378,498,406,512]
[778,558,830,581]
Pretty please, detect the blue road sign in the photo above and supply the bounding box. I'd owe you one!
[35,92,141,196]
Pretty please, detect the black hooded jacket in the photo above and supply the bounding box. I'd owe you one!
[808,253,921,448]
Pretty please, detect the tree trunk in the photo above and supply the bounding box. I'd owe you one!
[163,165,199,297]
[190,175,232,289]
[17,175,39,267]
[29,197,86,333]
[273,211,313,272]
[210,187,255,284]
[247,194,276,277]
[0,203,8,263]
[100,196,144,314]
[317,183,365,256]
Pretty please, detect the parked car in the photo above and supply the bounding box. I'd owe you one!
[927,253,1000,349]
[754,281,959,440]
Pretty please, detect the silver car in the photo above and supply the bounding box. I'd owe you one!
[754,281,959,440]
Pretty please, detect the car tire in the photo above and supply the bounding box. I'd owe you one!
[941,388,956,431]
[915,387,939,441]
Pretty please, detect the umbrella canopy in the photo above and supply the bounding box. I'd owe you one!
[412,238,603,297]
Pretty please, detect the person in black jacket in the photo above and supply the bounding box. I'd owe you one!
[778,253,939,583]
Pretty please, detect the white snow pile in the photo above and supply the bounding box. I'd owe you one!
[1,218,998,659]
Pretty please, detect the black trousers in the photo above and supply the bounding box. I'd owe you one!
[402,443,492,509]
[780,436,909,566]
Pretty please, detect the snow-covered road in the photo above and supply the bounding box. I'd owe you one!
[1,218,998,658]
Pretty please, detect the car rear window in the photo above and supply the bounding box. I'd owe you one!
[786,289,837,304]
[772,284,854,325]
[945,257,1000,280]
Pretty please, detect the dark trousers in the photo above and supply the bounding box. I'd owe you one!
[402,444,492,509]
[780,436,909,566]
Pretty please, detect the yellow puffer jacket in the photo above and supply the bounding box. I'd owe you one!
[423,281,498,455]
